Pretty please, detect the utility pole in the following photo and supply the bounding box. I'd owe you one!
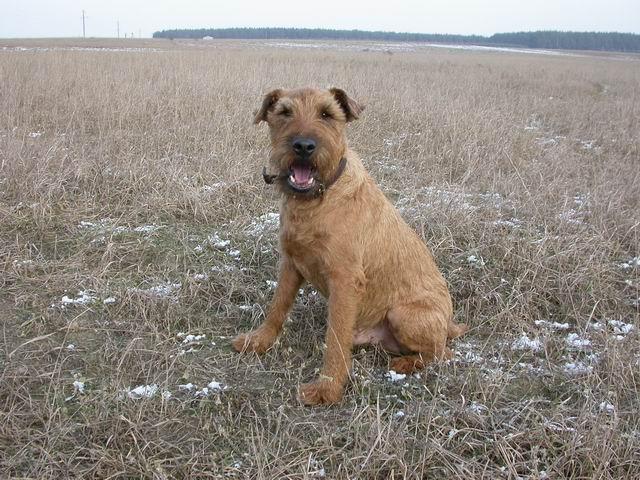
[117,20,120,38]
[82,10,86,38]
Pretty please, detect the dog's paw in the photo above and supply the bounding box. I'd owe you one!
[299,380,343,406]
[390,355,426,374]
[232,328,275,354]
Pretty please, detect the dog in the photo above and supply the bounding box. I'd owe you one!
[232,87,467,405]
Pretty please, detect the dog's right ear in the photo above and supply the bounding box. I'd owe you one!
[329,88,364,122]
[254,89,283,124]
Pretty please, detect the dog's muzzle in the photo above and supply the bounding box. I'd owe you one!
[262,157,348,198]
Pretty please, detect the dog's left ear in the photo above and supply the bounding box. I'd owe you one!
[329,88,364,122]
[254,89,283,124]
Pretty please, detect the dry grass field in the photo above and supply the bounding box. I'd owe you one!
[1,38,639,479]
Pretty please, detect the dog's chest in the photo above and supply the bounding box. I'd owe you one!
[279,215,331,296]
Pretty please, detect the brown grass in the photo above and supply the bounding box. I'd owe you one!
[0,38,639,479]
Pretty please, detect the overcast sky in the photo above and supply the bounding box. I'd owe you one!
[2,0,639,39]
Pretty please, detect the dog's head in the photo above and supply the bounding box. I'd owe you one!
[254,87,364,197]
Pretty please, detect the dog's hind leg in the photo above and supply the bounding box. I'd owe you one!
[386,300,463,374]
[232,257,303,354]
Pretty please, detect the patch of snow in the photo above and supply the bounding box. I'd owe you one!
[66,344,76,351]
[599,401,615,414]
[179,380,227,397]
[385,370,406,382]
[131,282,181,299]
[207,380,226,392]
[201,182,225,192]
[608,319,634,336]
[126,384,158,399]
[181,334,206,344]
[536,136,563,147]
[619,257,640,270]
[466,254,486,266]
[511,334,542,352]
[544,421,576,432]
[562,361,593,376]
[393,410,406,419]
[265,280,278,289]
[421,42,584,57]
[397,186,507,218]
[211,264,236,273]
[565,333,591,350]
[194,387,210,397]
[3,46,160,53]
[132,225,162,234]
[524,118,543,131]
[13,259,35,268]
[28,131,43,138]
[558,209,583,224]
[61,290,96,306]
[208,233,231,249]
[467,402,488,414]
[259,40,586,57]
[73,380,85,394]
[578,140,597,150]
[558,194,590,225]
[102,296,117,305]
[455,342,484,364]
[518,362,547,374]
[79,219,162,236]
[308,458,326,478]
[535,320,570,330]
[588,321,605,331]
[492,218,522,228]
[246,212,280,236]
[192,273,209,281]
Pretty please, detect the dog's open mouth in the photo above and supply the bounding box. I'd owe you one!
[287,163,316,192]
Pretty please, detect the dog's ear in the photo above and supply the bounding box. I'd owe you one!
[254,89,283,124]
[329,88,364,122]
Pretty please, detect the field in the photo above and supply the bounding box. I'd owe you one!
[1,38,639,478]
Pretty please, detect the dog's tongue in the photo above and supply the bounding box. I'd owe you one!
[292,165,312,184]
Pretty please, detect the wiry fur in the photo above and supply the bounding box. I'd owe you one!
[234,87,467,405]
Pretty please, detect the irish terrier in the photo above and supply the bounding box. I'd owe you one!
[232,87,467,405]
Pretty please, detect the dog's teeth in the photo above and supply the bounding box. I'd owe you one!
[289,175,295,182]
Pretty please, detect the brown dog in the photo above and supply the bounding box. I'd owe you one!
[232,87,467,405]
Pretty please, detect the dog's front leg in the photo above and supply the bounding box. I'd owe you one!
[232,257,303,354]
[299,274,361,406]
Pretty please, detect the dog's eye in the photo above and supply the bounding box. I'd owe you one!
[279,108,292,117]
[321,110,332,120]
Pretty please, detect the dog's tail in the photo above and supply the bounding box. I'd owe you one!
[447,321,469,340]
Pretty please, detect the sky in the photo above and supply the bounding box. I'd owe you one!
[1,0,639,39]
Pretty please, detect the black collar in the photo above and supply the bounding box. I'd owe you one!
[262,157,348,197]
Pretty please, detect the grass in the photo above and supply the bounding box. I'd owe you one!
[0,38,639,478]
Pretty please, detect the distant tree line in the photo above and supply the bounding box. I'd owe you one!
[490,31,640,52]
[152,27,640,52]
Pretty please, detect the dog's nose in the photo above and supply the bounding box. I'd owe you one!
[292,137,316,157]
